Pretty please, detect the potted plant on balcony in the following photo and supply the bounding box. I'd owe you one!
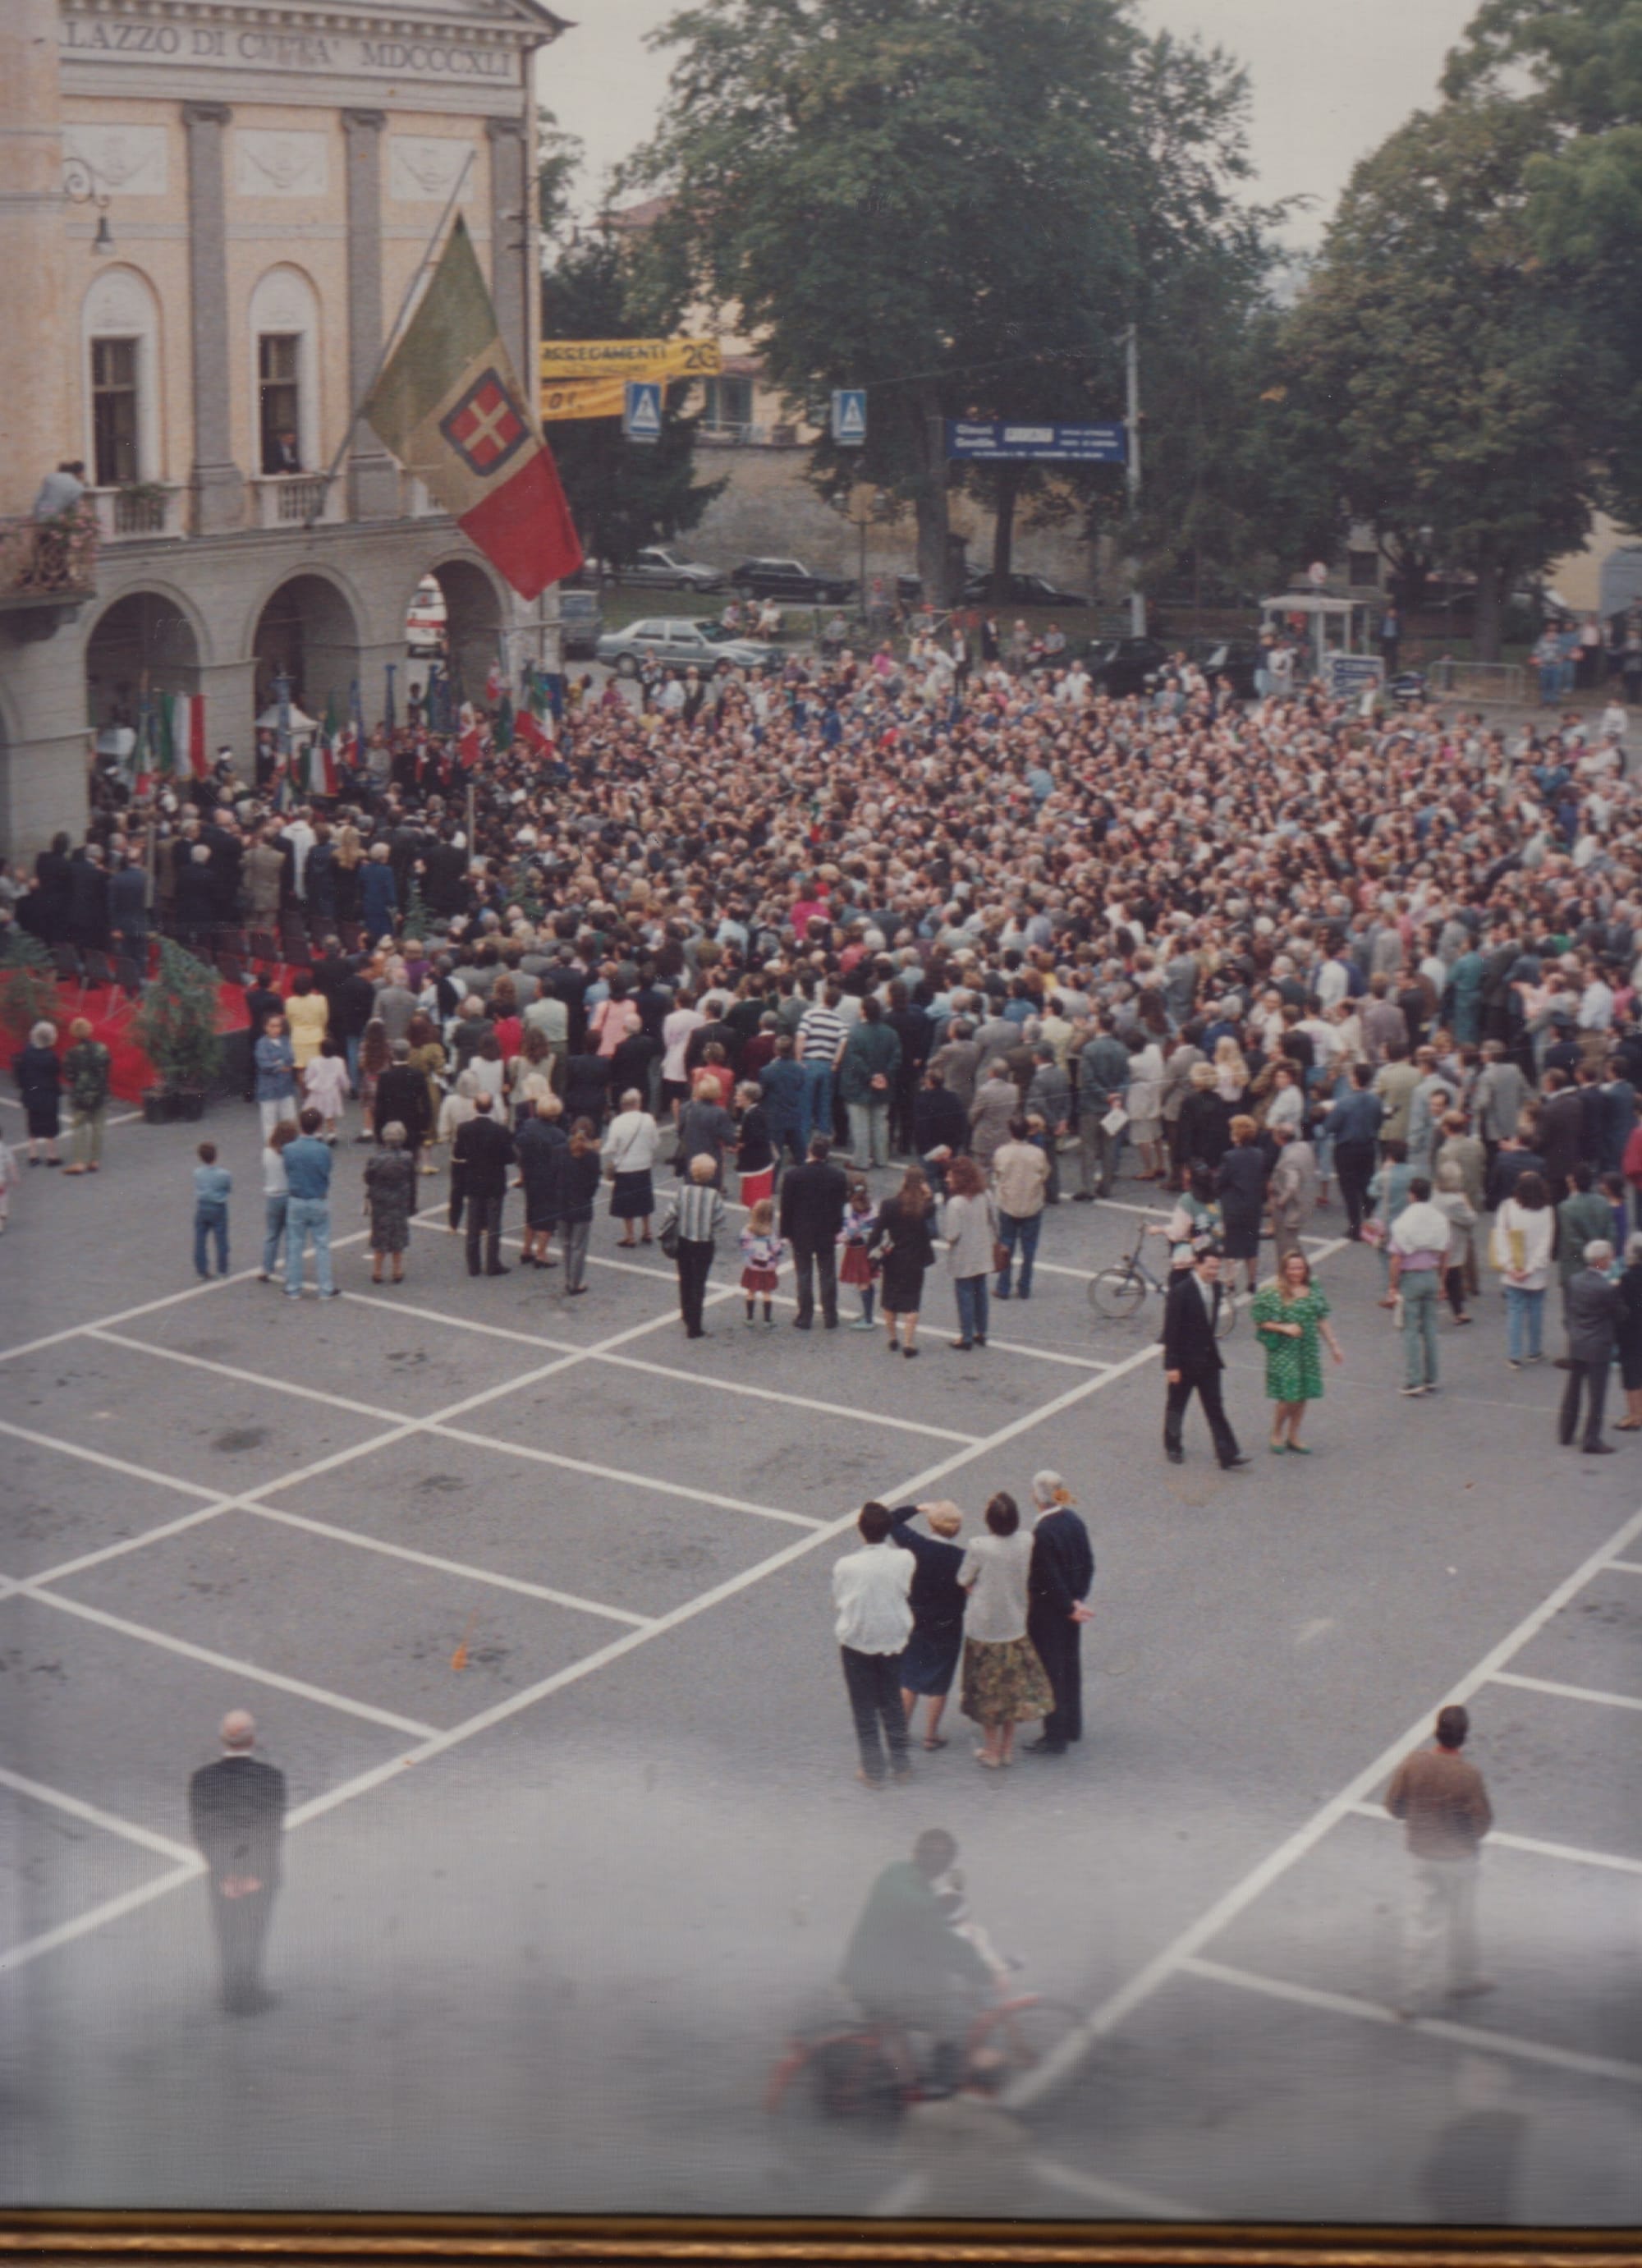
[131,938,222,1122]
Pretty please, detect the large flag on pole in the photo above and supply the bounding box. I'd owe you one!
[362,215,582,601]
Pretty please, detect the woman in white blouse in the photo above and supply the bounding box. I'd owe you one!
[956,1493,1053,1770]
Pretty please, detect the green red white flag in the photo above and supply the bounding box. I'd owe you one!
[516,671,554,755]
[363,216,582,601]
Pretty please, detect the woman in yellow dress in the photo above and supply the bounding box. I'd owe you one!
[283,969,329,1073]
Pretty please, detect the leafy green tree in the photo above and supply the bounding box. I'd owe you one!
[1277,95,1600,656]
[1444,0,1642,521]
[539,232,726,573]
[620,0,1270,604]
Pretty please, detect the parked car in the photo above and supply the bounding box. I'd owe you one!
[730,557,856,604]
[1082,635,1172,696]
[594,617,779,676]
[961,570,1090,609]
[1188,637,1263,700]
[561,589,604,659]
[621,545,725,591]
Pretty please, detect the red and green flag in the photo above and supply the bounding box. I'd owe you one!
[516,671,553,755]
[363,216,582,602]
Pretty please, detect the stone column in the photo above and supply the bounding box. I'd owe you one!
[183,103,244,534]
[342,108,399,521]
[485,117,528,388]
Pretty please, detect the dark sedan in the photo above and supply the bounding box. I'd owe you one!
[730,557,857,604]
[1084,635,1172,696]
[962,570,1090,609]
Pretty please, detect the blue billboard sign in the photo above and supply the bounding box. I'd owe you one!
[945,420,1126,463]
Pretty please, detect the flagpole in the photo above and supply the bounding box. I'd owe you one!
[304,147,476,529]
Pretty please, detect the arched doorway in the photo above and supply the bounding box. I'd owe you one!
[85,590,200,730]
[252,572,361,721]
[427,558,503,709]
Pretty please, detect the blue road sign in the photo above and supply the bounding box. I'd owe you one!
[945,420,1125,463]
[624,380,663,443]
[832,388,867,446]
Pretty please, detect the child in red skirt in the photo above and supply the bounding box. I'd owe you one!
[738,1197,785,1327]
[837,1173,878,1331]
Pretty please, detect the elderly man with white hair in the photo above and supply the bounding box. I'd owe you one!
[187,1710,287,2013]
[1559,1238,1621,1454]
[1024,1471,1094,1757]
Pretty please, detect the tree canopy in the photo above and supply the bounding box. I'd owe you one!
[620,0,1272,603]
[1273,92,1601,654]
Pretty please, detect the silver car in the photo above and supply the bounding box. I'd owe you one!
[622,546,725,591]
[594,617,778,677]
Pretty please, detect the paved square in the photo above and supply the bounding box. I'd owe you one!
[2,1101,1640,2229]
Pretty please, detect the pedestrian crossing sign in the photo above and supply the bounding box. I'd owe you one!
[624,381,663,443]
[832,389,866,446]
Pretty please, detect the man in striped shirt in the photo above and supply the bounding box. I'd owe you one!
[797,985,848,1150]
[663,1154,727,1339]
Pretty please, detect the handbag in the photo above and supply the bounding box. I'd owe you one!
[993,1240,1010,1274]
[659,1215,681,1260]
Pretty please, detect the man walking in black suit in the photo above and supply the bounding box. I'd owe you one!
[188,1710,287,2013]
[1162,1246,1250,1470]
[1025,1470,1095,1756]
[453,1090,516,1275]
[778,1132,849,1329]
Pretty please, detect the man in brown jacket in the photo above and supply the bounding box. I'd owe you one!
[1384,1704,1493,2018]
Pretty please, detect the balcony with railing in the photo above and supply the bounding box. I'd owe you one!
[251,473,342,529]
[90,484,187,543]
[0,505,99,616]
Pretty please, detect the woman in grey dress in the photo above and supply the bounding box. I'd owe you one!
[365,1121,417,1285]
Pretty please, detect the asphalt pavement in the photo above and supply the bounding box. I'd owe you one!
[1,1086,1639,2227]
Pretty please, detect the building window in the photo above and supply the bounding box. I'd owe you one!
[701,374,753,436]
[259,333,303,473]
[91,337,140,487]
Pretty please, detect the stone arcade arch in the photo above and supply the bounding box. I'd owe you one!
[250,572,363,721]
[84,588,202,737]
[427,556,505,705]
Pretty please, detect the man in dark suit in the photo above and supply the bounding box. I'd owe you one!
[453,1090,516,1275]
[372,1039,433,1151]
[1161,1246,1250,1470]
[1025,1471,1095,1756]
[778,1132,849,1329]
[1536,1070,1585,1203]
[188,1710,286,2013]
[1560,1242,1621,1453]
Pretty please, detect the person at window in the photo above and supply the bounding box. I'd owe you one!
[267,427,302,475]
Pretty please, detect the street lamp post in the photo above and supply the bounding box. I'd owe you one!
[62,154,114,255]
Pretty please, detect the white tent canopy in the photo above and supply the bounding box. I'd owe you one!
[254,700,319,735]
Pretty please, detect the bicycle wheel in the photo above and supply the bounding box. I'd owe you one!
[1089,1262,1147,1321]
[966,1996,1088,2085]
[774,2028,904,2121]
[1215,1288,1238,1341]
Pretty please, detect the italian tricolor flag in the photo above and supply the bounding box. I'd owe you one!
[310,695,342,797]
[516,672,554,755]
[363,216,582,602]
[154,692,207,781]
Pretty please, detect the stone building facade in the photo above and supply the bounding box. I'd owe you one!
[0,0,566,857]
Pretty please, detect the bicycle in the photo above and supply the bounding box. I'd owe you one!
[765,1989,1085,2121]
[1088,1215,1237,1338]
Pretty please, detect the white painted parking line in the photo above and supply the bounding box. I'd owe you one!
[1605,1559,1642,1574]
[429,1423,824,1529]
[342,1289,979,1445]
[0,1416,223,1504]
[1000,1498,1642,2110]
[1181,1955,1642,2088]
[2,1224,1327,1987]
[1489,1669,1642,1713]
[21,1588,440,1740]
[0,1862,204,1979]
[1345,1802,1642,1878]
[0,1762,197,1865]
[89,1328,406,1425]
[243,1500,654,1628]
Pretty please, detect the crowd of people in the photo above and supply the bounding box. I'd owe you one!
[7,629,1642,1437]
